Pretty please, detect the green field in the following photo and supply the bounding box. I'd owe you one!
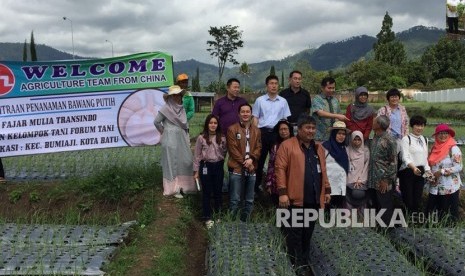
[0,100,464,275]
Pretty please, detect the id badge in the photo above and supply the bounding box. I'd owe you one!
[317,164,321,173]
[203,166,208,175]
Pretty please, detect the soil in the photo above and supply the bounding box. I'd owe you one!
[0,182,207,276]
[186,217,208,276]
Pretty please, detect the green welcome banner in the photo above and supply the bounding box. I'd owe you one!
[0,52,174,157]
[0,52,173,98]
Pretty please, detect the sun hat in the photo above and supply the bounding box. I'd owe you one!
[176,73,189,82]
[327,121,350,132]
[163,85,185,99]
[345,187,367,207]
[432,123,455,137]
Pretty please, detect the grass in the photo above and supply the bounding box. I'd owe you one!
[148,201,192,275]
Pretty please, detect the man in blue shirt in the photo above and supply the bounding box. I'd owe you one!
[252,75,291,194]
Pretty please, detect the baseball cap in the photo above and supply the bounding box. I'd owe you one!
[176,73,189,82]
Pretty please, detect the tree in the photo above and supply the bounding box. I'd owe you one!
[346,59,398,90]
[432,78,458,90]
[421,37,465,82]
[205,81,226,93]
[239,62,251,93]
[192,67,201,92]
[207,25,244,92]
[398,60,429,86]
[281,71,285,88]
[30,31,37,61]
[294,60,322,94]
[269,65,276,76]
[22,39,28,62]
[373,12,406,66]
[374,12,395,46]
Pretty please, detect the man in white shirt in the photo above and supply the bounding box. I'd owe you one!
[252,75,291,194]
[447,0,460,34]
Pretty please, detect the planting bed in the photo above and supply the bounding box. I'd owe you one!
[0,221,135,275]
[389,227,465,275]
[206,222,295,276]
[3,146,161,181]
[309,226,421,275]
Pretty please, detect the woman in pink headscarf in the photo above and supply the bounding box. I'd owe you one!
[345,131,370,213]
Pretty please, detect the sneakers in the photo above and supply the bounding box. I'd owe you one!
[174,193,184,199]
[0,177,6,184]
[205,220,214,229]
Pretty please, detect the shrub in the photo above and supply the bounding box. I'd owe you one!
[78,165,159,202]
[9,189,23,204]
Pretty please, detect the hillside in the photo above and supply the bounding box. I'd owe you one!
[0,42,87,61]
[397,26,445,59]
[309,35,377,70]
[0,26,446,89]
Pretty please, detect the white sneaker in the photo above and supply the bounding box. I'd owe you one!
[205,220,214,229]
[174,193,183,199]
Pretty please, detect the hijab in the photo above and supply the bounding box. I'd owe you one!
[351,89,374,121]
[428,136,457,166]
[346,131,369,185]
[159,96,188,130]
[323,129,349,174]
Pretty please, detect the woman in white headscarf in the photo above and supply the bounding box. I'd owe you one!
[154,85,195,198]
[346,131,370,211]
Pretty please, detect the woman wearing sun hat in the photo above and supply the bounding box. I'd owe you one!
[323,121,350,208]
[426,123,462,223]
[154,85,195,198]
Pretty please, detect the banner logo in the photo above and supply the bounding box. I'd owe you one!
[0,64,15,95]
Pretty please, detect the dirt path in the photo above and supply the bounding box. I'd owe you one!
[124,196,207,276]
[186,218,208,276]
[124,197,181,275]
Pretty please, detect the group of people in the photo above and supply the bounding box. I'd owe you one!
[154,72,463,274]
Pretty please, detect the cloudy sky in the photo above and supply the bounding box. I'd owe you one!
[2,0,446,65]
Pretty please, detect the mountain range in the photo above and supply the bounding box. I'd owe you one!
[0,26,445,90]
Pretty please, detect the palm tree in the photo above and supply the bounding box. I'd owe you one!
[239,62,251,93]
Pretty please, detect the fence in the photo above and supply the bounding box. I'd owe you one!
[414,88,465,102]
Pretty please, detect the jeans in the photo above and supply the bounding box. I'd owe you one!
[200,161,224,220]
[229,172,255,222]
